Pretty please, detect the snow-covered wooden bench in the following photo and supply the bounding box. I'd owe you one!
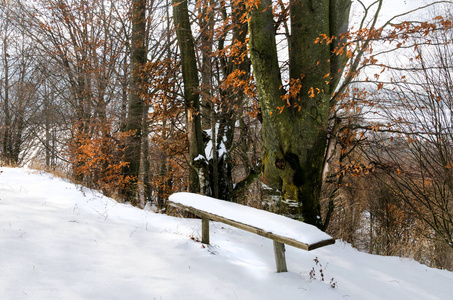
[168,192,335,273]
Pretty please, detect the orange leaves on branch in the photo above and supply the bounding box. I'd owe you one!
[361,55,378,67]
[308,87,315,98]
[66,121,135,197]
[434,15,452,29]
[220,69,256,100]
[308,86,323,98]
[215,38,250,65]
[290,79,303,99]
[367,123,381,132]
[242,0,262,10]
[279,77,316,113]
[141,57,185,123]
[280,77,303,105]
[314,33,335,45]
[276,106,285,114]
[388,16,452,43]
[341,162,375,177]
[277,75,329,113]
[218,67,258,118]
[346,50,354,58]
[148,129,189,201]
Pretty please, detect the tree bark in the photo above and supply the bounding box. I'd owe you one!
[249,0,350,227]
[212,1,250,201]
[1,15,11,164]
[173,0,208,194]
[124,0,147,204]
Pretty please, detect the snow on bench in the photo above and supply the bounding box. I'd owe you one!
[168,192,335,272]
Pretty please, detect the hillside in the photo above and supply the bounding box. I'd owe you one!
[1,167,451,299]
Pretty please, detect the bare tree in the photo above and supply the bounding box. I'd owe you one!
[362,16,453,250]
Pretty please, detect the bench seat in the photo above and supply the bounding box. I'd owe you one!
[168,192,335,272]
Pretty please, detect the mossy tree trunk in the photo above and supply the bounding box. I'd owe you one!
[248,0,350,227]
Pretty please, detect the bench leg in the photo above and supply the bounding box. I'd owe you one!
[202,217,210,244]
[273,241,288,272]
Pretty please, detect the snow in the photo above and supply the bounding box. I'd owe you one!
[169,192,333,246]
[203,126,227,161]
[1,167,452,300]
[194,154,205,162]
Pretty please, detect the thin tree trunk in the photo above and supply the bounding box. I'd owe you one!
[138,105,151,208]
[173,0,208,194]
[45,93,51,168]
[214,1,249,201]
[2,26,11,164]
[124,0,147,205]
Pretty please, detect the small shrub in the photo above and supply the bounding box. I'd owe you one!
[309,257,337,288]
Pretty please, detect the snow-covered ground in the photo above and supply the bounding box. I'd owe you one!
[1,167,451,300]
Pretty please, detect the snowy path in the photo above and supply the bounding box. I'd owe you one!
[1,167,452,299]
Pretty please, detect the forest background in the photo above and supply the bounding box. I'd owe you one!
[0,0,452,270]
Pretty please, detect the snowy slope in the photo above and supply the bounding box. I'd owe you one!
[1,167,452,300]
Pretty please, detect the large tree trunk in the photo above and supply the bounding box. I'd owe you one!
[173,0,208,194]
[248,0,350,227]
[124,0,147,204]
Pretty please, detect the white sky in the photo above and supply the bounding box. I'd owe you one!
[350,0,446,28]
